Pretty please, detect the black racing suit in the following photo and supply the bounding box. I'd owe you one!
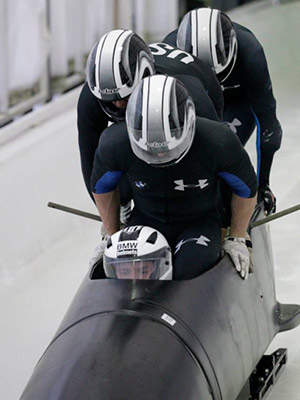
[91,118,257,279]
[77,44,224,200]
[163,23,282,223]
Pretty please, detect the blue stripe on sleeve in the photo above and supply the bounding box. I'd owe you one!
[251,109,261,183]
[218,172,251,198]
[94,171,123,194]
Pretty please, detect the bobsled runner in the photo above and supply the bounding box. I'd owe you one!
[21,206,300,400]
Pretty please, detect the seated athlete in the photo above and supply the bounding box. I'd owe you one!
[103,226,172,280]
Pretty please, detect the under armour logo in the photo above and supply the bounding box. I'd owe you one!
[174,179,208,191]
[175,235,211,254]
[224,118,242,133]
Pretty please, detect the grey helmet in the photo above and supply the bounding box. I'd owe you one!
[126,75,196,167]
[177,8,238,82]
[86,29,155,105]
[104,226,172,280]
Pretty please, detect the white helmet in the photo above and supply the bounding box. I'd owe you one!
[86,29,155,103]
[177,8,238,82]
[104,226,172,280]
[126,75,196,167]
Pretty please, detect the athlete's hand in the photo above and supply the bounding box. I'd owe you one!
[89,235,110,269]
[258,184,276,215]
[222,236,253,280]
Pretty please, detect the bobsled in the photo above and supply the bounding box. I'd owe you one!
[21,206,300,400]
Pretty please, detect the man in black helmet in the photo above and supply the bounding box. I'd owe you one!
[91,76,257,281]
[163,8,282,218]
[78,29,223,204]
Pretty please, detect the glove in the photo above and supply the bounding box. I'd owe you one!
[89,235,110,269]
[258,184,276,215]
[222,236,253,280]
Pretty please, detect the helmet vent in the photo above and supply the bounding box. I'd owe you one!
[146,231,158,244]
[119,228,142,241]
[106,237,113,248]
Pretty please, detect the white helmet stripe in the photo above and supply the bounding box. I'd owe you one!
[112,30,132,91]
[142,76,150,146]
[162,76,174,143]
[195,8,214,67]
[94,32,107,93]
[210,10,221,71]
[191,10,198,60]
[97,30,132,96]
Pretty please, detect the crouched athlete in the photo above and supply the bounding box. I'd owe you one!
[163,7,282,217]
[91,75,257,280]
[78,29,223,205]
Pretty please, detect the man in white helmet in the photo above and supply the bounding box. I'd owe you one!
[163,8,282,221]
[91,75,257,281]
[103,226,172,280]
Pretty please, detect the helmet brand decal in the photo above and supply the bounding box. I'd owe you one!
[117,242,138,256]
[161,313,176,326]
[100,88,120,95]
[146,141,169,148]
[134,181,148,189]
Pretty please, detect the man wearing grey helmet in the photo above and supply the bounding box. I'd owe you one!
[163,8,282,220]
[91,75,257,281]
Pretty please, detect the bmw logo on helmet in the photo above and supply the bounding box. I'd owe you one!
[134,181,148,189]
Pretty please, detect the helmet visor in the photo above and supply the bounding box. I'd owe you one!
[129,127,194,166]
[104,249,172,280]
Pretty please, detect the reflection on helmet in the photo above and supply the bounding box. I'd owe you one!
[86,29,155,120]
[104,226,172,280]
[177,8,238,82]
[126,75,196,167]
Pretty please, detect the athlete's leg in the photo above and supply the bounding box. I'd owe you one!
[172,215,222,280]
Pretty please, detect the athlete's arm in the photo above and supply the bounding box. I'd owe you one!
[77,82,109,199]
[216,123,257,233]
[241,37,282,186]
[91,122,129,233]
[93,189,120,236]
[229,193,257,237]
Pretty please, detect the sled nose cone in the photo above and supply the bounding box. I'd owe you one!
[21,313,215,400]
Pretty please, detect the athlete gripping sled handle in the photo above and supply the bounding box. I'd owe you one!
[48,201,300,229]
